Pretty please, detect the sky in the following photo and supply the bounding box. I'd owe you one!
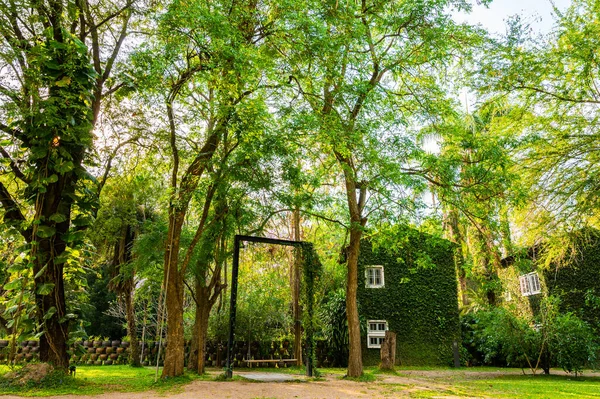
[454,0,572,35]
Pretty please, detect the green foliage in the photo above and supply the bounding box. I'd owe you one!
[342,370,377,382]
[550,313,598,375]
[465,298,598,375]
[318,288,348,367]
[0,365,202,396]
[300,242,323,374]
[80,270,124,340]
[207,244,293,343]
[476,0,600,230]
[462,308,539,368]
[544,228,600,334]
[358,225,460,366]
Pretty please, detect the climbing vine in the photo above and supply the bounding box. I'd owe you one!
[357,225,461,366]
[299,243,322,375]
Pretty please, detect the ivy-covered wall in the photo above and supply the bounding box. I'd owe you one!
[497,256,543,318]
[544,229,600,334]
[357,226,460,366]
[499,229,600,332]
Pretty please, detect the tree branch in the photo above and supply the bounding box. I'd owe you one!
[0,146,29,183]
[0,181,30,240]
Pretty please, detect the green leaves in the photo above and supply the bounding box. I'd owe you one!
[37,283,55,295]
[475,0,600,233]
[44,306,57,320]
[4,277,25,291]
[36,225,56,238]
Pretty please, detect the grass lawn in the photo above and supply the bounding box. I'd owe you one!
[0,364,599,398]
[0,365,206,396]
[366,367,600,398]
[451,374,600,399]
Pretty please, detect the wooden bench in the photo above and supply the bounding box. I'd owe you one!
[245,359,298,368]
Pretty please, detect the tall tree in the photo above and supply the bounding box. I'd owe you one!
[424,103,522,306]
[92,170,161,366]
[477,0,600,234]
[0,0,139,368]
[283,0,486,376]
[130,0,278,377]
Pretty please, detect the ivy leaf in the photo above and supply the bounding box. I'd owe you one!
[7,263,28,273]
[37,283,55,295]
[3,278,24,291]
[55,76,72,87]
[62,229,85,244]
[53,252,70,265]
[59,313,77,323]
[36,225,56,238]
[55,160,74,174]
[72,214,93,227]
[34,264,48,279]
[43,306,57,320]
[49,213,67,223]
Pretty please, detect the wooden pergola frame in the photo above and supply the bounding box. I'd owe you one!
[225,234,315,378]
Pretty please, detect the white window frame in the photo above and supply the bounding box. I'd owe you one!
[365,265,385,288]
[519,272,541,296]
[367,320,388,349]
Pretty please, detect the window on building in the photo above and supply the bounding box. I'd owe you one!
[367,320,387,348]
[519,272,541,296]
[365,265,385,288]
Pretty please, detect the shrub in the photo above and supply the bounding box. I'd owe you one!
[464,308,539,369]
[549,313,598,375]
[463,305,598,375]
[318,288,348,367]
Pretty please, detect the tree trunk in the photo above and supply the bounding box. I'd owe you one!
[346,227,364,377]
[195,287,211,374]
[187,308,200,373]
[469,225,499,307]
[34,175,78,370]
[379,331,396,370]
[35,246,69,369]
[161,213,186,378]
[125,289,140,367]
[443,208,469,307]
[292,208,303,366]
[35,251,69,369]
[188,282,211,374]
[336,153,366,378]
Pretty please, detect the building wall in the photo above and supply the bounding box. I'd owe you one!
[357,226,461,366]
[497,257,543,318]
[499,229,600,333]
[544,229,600,334]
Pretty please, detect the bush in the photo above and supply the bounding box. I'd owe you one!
[550,313,598,375]
[463,308,539,368]
[318,288,348,367]
[462,306,598,375]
